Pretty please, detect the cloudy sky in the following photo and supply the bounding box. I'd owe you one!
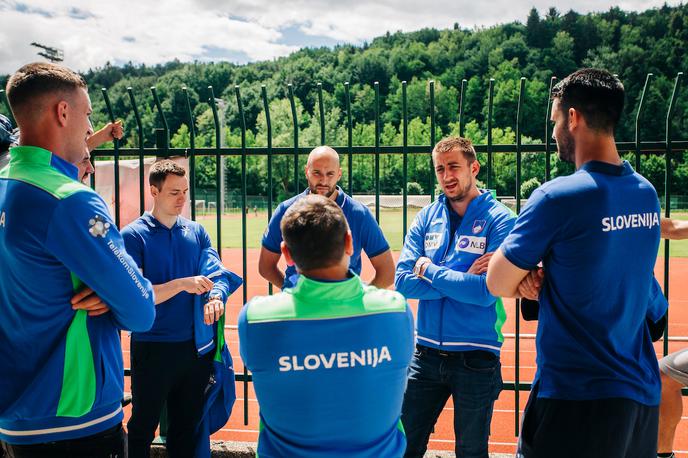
[0,0,682,74]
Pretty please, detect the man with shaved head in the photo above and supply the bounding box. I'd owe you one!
[259,145,394,289]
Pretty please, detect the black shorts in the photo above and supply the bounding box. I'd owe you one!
[518,383,659,458]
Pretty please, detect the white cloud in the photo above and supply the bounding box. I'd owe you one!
[0,0,683,74]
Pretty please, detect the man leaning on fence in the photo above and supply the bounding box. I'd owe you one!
[258,145,394,290]
[239,194,414,457]
[0,62,156,457]
[395,136,516,458]
[487,68,667,458]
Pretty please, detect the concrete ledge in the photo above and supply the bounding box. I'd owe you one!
[150,441,513,457]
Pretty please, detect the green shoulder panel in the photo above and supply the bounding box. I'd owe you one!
[361,286,408,314]
[246,276,407,323]
[246,292,297,323]
[5,160,93,199]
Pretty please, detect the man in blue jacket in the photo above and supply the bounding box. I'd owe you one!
[395,137,515,458]
[258,145,394,290]
[0,63,156,456]
[240,195,415,457]
[123,160,236,458]
[487,68,664,458]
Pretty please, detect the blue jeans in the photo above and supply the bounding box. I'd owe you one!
[401,346,502,458]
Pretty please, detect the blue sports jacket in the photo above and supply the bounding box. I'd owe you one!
[395,191,515,353]
[193,247,243,356]
[193,248,241,458]
[0,146,155,444]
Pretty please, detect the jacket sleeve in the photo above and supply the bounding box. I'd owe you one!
[201,245,243,304]
[422,210,516,307]
[394,211,444,300]
[45,191,155,332]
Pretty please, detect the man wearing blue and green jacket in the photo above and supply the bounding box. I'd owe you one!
[395,137,515,458]
[0,63,156,457]
[239,195,415,457]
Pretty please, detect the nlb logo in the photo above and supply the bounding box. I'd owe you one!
[456,236,486,255]
[278,346,392,372]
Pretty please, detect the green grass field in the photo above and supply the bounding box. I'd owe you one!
[198,209,688,256]
[198,208,420,251]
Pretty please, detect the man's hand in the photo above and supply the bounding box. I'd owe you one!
[517,268,544,300]
[71,287,110,316]
[180,276,214,295]
[105,120,124,141]
[467,252,494,275]
[413,256,432,278]
[203,298,224,325]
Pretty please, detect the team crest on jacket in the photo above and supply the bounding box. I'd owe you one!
[472,220,486,234]
[88,215,110,237]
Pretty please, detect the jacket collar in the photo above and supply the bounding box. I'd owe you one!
[9,146,78,180]
[289,271,366,317]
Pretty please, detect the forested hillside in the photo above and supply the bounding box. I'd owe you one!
[2,5,686,199]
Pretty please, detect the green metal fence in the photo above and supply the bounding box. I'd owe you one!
[6,71,685,437]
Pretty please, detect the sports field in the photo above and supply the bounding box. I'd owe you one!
[120,209,688,455]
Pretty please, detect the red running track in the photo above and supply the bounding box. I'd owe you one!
[119,250,688,455]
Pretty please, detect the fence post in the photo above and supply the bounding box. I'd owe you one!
[487,79,495,190]
[635,74,653,173]
[182,86,197,220]
[514,77,526,436]
[663,72,683,356]
[101,88,121,228]
[261,85,274,297]
[208,86,222,255]
[287,84,299,194]
[318,82,325,145]
[544,77,556,182]
[402,81,409,242]
[374,81,381,222]
[235,84,250,425]
[429,81,436,201]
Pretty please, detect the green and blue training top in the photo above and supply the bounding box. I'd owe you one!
[0,146,155,444]
[239,273,414,457]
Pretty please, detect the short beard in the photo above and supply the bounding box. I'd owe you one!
[557,130,576,164]
[310,184,336,198]
[447,181,473,202]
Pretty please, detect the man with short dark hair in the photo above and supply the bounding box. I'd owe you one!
[122,159,239,458]
[395,136,515,458]
[258,145,394,289]
[0,62,155,457]
[487,68,666,458]
[239,194,414,457]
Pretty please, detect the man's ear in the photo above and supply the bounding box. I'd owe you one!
[150,185,159,198]
[568,107,580,131]
[344,231,353,256]
[56,100,69,128]
[281,241,295,266]
[471,159,480,178]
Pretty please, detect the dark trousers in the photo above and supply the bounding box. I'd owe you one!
[2,424,125,458]
[127,340,212,458]
[517,383,659,458]
[401,346,502,458]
